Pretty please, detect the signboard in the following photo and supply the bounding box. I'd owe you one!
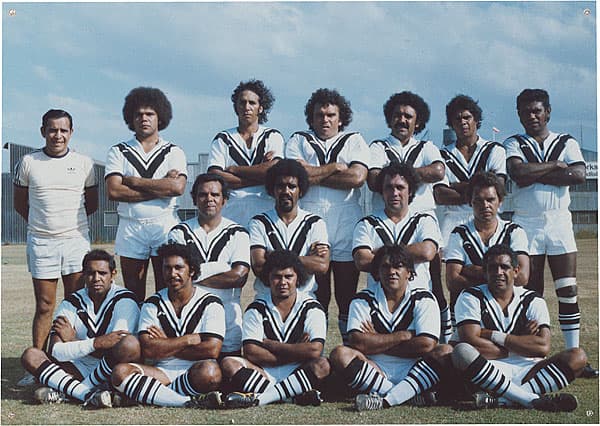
[586,162,597,179]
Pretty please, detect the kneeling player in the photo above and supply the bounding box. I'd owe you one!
[452,244,587,411]
[111,243,226,408]
[220,250,330,408]
[330,245,452,411]
[21,249,140,408]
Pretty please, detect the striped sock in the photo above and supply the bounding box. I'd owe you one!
[169,370,202,397]
[523,359,575,395]
[115,372,188,407]
[384,358,442,407]
[258,366,316,406]
[341,357,393,395]
[36,360,92,402]
[81,357,113,389]
[555,278,580,349]
[229,367,270,393]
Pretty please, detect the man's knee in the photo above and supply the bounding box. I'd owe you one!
[220,356,244,379]
[110,335,141,363]
[555,277,577,297]
[428,344,454,361]
[451,342,480,371]
[305,357,331,380]
[111,363,142,387]
[562,347,588,373]
[329,345,356,371]
[189,360,222,391]
[21,347,47,372]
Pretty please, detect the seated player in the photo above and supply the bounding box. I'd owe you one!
[329,245,452,411]
[220,250,330,408]
[353,162,449,342]
[111,243,226,408]
[21,249,140,408]
[444,172,529,338]
[249,159,329,299]
[452,244,587,411]
[168,173,250,358]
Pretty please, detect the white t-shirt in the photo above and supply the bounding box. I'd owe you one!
[353,209,442,290]
[208,126,284,200]
[285,130,369,208]
[369,135,443,213]
[249,208,329,297]
[105,138,188,219]
[503,132,585,215]
[14,148,96,238]
[168,216,249,352]
[139,287,225,370]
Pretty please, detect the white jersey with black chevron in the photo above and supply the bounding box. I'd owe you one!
[104,138,188,219]
[352,209,442,290]
[249,208,328,296]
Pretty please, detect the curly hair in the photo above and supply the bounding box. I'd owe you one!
[383,91,430,134]
[191,173,230,205]
[517,88,551,112]
[157,243,201,280]
[231,79,275,124]
[374,162,421,204]
[370,244,416,283]
[304,88,353,131]
[265,159,310,198]
[262,249,309,289]
[42,109,73,130]
[82,249,116,272]
[445,94,483,129]
[483,244,518,269]
[122,87,172,132]
[466,171,506,203]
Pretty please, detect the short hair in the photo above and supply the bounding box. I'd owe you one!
[516,89,551,112]
[157,243,200,280]
[82,249,116,272]
[445,94,483,129]
[383,91,430,134]
[42,109,73,130]
[483,244,518,269]
[374,162,421,203]
[262,249,309,289]
[122,87,173,132]
[265,159,310,198]
[231,79,275,124]
[304,88,353,131]
[467,171,506,203]
[191,173,229,205]
[371,244,416,282]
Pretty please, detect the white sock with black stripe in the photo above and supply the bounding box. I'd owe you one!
[258,366,316,406]
[384,358,442,407]
[115,372,188,407]
[36,359,92,401]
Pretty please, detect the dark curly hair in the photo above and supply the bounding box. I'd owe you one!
[82,249,116,272]
[122,87,172,132]
[157,243,200,280]
[42,109,73,130]
[483,244,518,269]
[371,244,416,283]
[517,88,551,112]
[304,88,353,131]
[191,173,230,205]
[445,94,482,129]
[383,91,430,134]
[374,162,421,204]
[265,159,310,198]
[263,249,309,289]
[231,79,274,124]
[466,171,506,203]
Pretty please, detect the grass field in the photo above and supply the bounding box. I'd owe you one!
[1,240,598,424]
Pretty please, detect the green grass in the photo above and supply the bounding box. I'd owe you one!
[2,241,598,424]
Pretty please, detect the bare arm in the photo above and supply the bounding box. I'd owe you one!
[320,163,368,190]
[299,161,346,186]
[349,322,436,358]
[537,163,586,186]
[250,247,268,282]
[458,323,508,360]
[353,247,374,273]
[84,186,99,216]
[414,162,445,184]
[122,172,186,198]
[446,262,481,295]
[197,264,249,290]
[434,183,468,206]
[175,336,223,361]
[299,243,330,275]
[506,157,565,188]
[367,169,380,192]
[13,185,29,221]
[405,241,437,263]
[106,175,154,202]
[243,335,323,367]
[515,254,530,286]
[503,321,550,358]
[226,154,279,182]
[139,326,215,360]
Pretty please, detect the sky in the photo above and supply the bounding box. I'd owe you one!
[1,1,597,170]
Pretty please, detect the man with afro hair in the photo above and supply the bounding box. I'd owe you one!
[208,79,284,227]
[105,87,188,302]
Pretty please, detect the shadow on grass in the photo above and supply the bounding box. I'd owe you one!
[1,357,33,401]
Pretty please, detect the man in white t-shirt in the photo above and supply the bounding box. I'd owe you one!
[105,87,187,302]
[503,88,596,378]
[452,244,587,411]
[285,88,369,342]
[13,109,98,357]
[168,173,250,357]
[208,79,284,227]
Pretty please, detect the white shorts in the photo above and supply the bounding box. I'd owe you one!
[222,196,273,229]
[513,210,577,256]
[115,213,180,259]
[27,234,90,279]
[490,355,540,384]
[304,202,362,262]
[369,354,416,385]
[155,359,196,382]
[71,355,101,379]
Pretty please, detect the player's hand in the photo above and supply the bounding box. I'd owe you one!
[263,150,275,162]
[51,316,76,342]
[94,330,130,350]
[165,169,179,179]
[554,161,568,169]
[309,243,329,257]
[300,333,311,343]
[334,162,348,173]
[524,320,540,335]
[146,325,168,339]
[360,321,377,334]
[296,159,310,168]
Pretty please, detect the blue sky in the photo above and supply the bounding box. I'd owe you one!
[2,1,597,169]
